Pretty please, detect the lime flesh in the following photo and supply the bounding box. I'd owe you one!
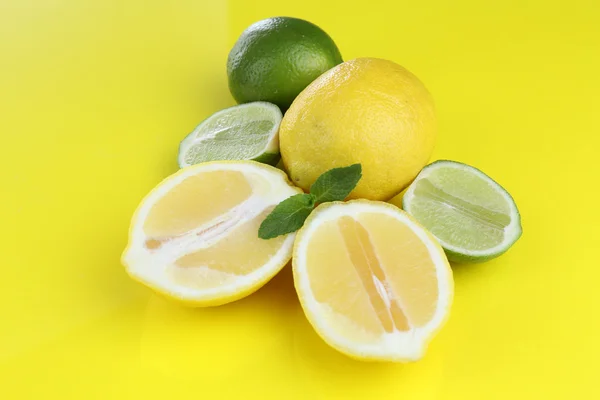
[401,160,522,263]
[178,102,282,168]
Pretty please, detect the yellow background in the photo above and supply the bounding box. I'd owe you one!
[1,0,599,398]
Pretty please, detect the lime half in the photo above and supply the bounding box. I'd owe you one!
[401,160,522,263]
[178,102,282,168]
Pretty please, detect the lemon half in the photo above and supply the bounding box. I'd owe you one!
[293,200,453,361]
[122,161,301,306]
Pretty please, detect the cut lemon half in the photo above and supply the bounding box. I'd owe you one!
[293,200,453,361]
[122,161,301,306]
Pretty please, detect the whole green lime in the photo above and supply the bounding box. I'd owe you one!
[227,17,343,110]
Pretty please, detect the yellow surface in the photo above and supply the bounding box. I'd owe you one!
[0,0,598,398]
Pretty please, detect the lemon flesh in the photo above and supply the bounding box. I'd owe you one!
[122,161,301,306]
[293,201,453,361]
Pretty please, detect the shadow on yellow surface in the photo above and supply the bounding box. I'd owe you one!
[139,263,446,398]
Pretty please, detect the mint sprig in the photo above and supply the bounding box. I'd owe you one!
[310,164,362,203]
[258,194,315,239]
[258,164,362,239]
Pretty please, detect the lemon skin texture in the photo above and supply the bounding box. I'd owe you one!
[280,57,436,201]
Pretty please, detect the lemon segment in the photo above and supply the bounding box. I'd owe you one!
[143,170,252,239]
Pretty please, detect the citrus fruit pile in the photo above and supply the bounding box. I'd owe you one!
[123,17,522,362]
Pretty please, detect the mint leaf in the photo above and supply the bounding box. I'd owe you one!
[258,193,316,239]
[258,164,363,240]
[310,164,362,203]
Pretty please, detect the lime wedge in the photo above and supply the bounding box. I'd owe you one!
[401,160,522,263]
[178,102,282,168]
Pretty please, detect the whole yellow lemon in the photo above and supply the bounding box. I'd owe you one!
[279,58,436,200]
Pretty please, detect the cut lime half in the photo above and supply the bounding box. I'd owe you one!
[178,102,282,168]
[401,160,522,263]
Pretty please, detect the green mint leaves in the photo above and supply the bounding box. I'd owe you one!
[258,164,362,239]
[310,164,363,203]
[258,194,315,239]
